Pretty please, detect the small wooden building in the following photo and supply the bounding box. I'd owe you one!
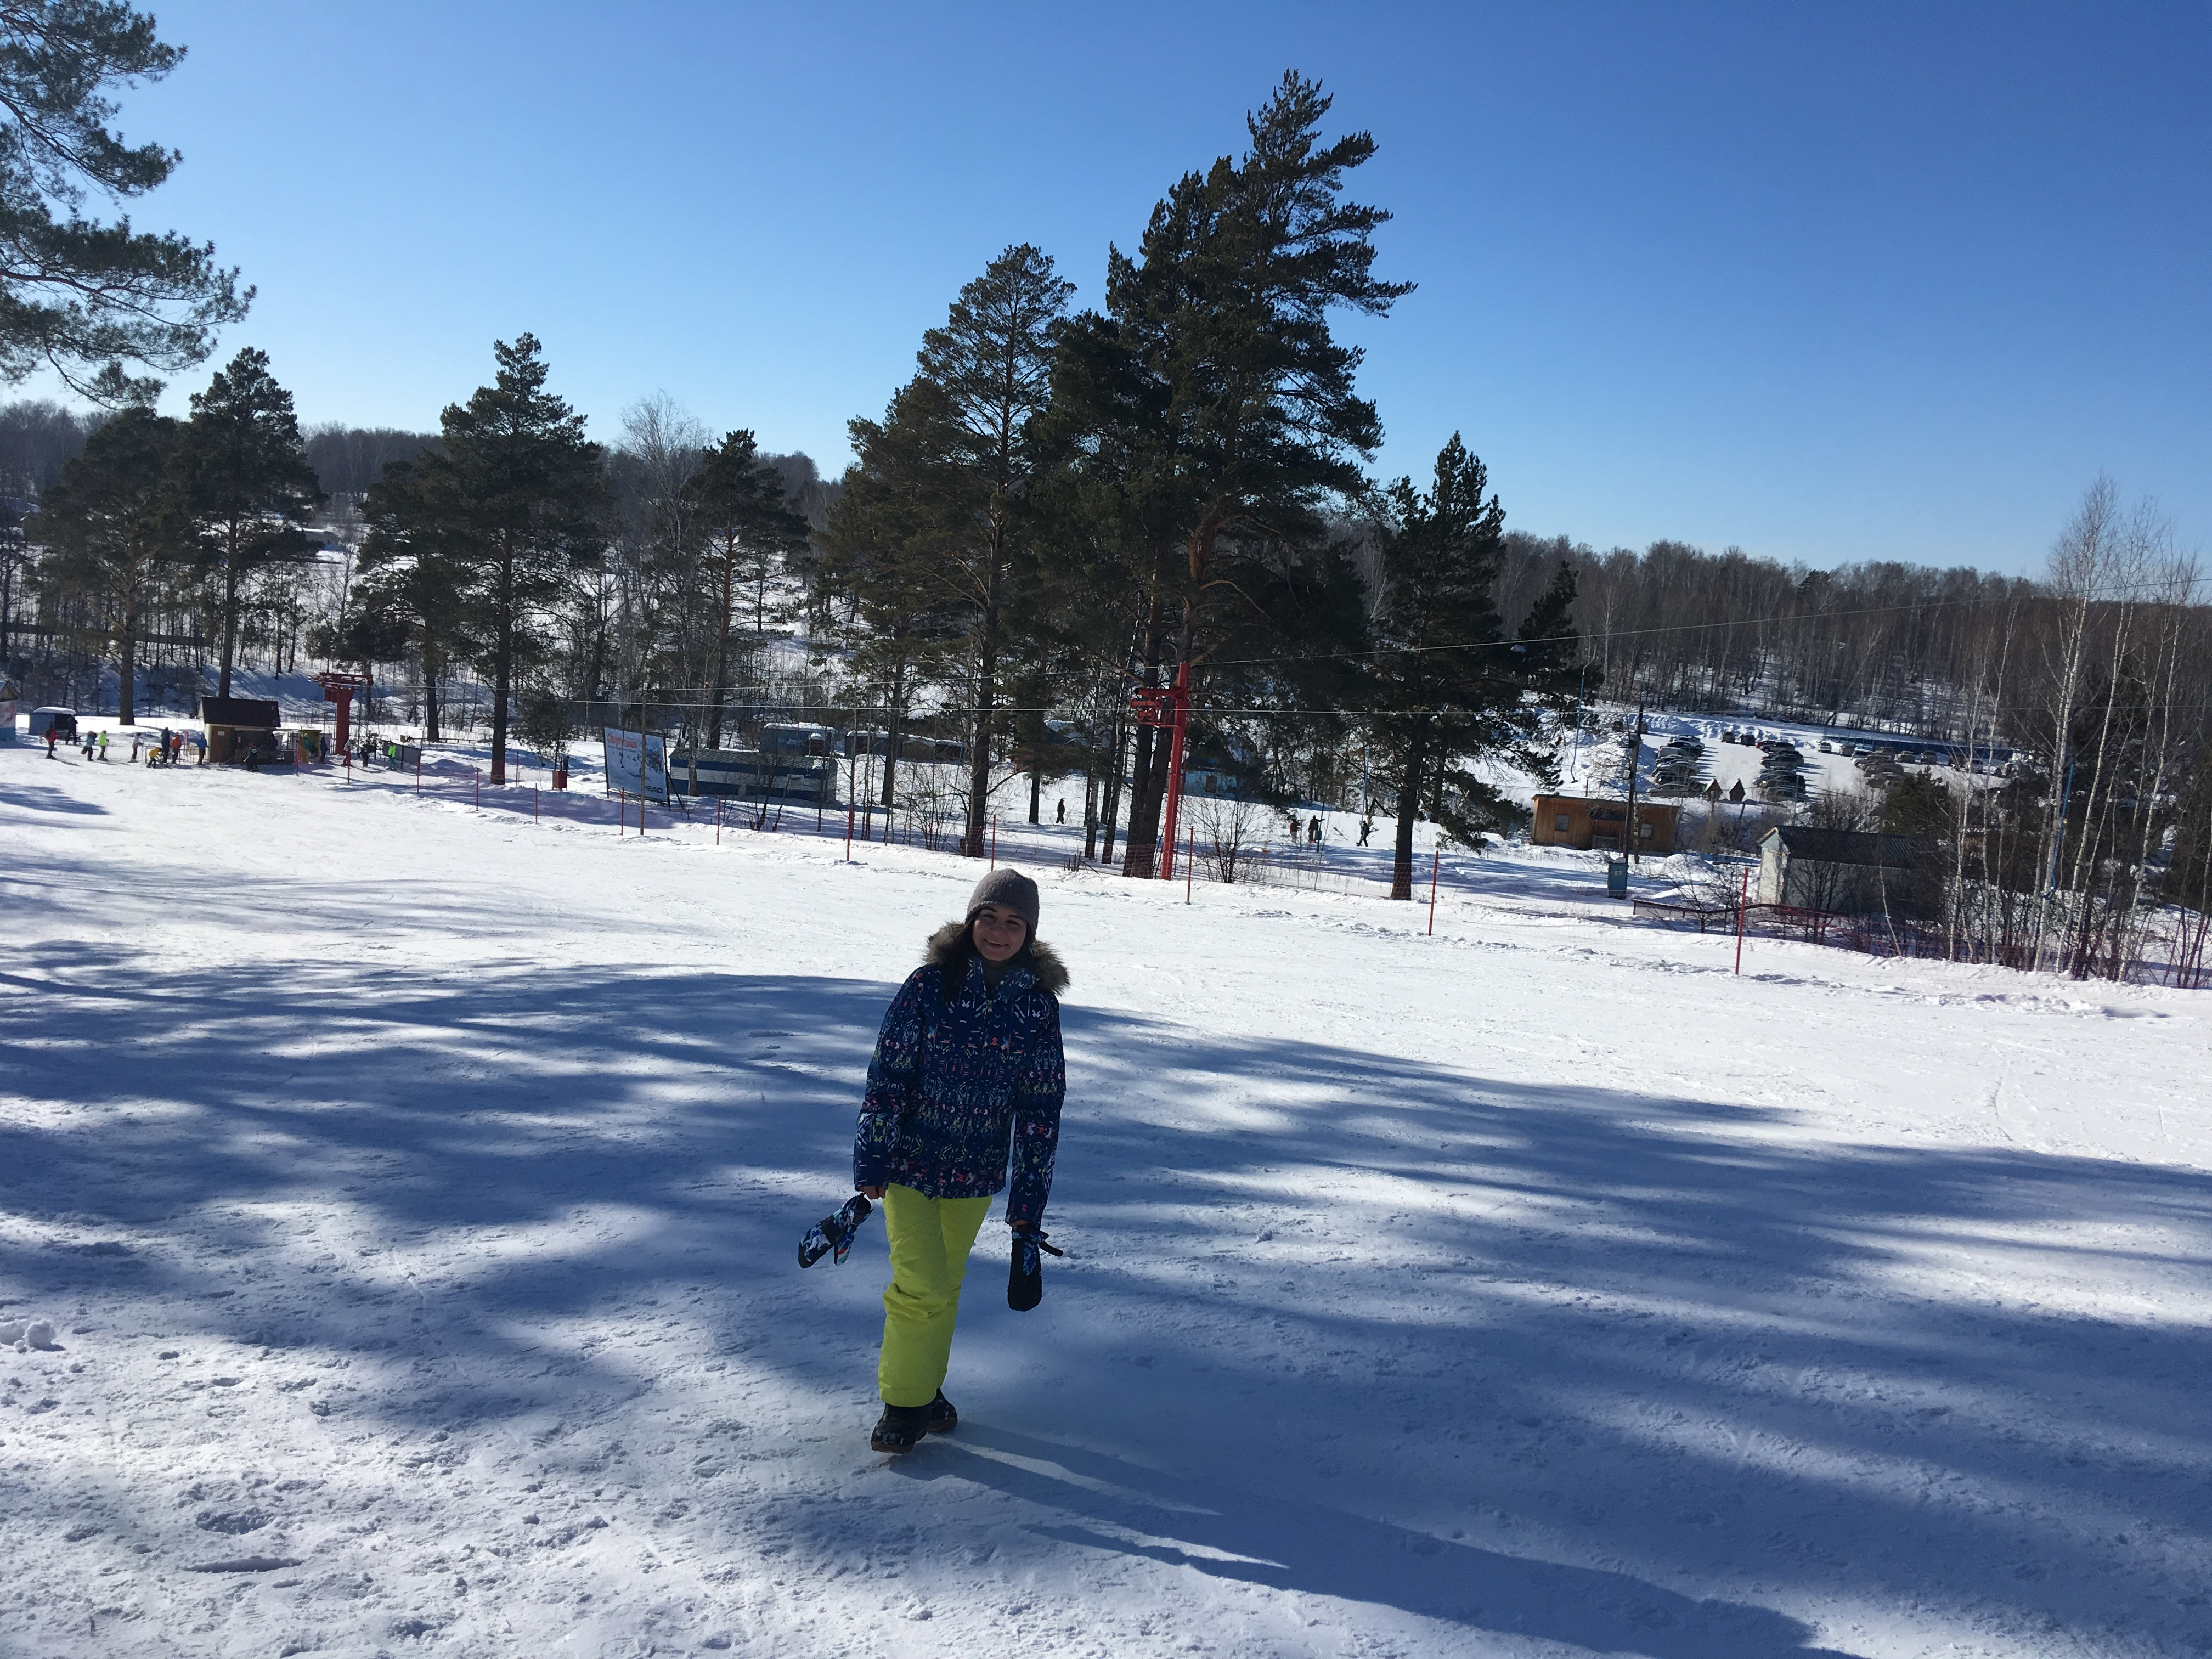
[199,695,281,764]
[1530,794,1679,855]
[1757,826,1937,916]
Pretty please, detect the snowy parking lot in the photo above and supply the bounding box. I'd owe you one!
[2,744,2208,1658]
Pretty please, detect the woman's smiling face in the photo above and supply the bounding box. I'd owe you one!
[971,904,1028,963]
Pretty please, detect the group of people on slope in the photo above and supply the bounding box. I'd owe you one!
[44,725,204,764]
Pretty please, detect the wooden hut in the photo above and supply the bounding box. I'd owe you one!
[199,696,281,764]
[1530,794,1679,855]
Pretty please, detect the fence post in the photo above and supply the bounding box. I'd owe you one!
[475,767,480,811]
[1735,867,1748,974]
[716,797,723,845]
[415,753,420,797]
[991,816,997,868]
[1427,845,1441,936]
[1186,826,1194,904]
[845,802,854,862]
[534,785,539,823]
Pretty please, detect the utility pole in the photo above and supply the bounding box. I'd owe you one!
[1624,700,1647,867]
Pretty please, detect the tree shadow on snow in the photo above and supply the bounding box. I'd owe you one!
[0,924,2208,1653]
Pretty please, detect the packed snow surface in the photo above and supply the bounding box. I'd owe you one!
[2,742,2208,1659]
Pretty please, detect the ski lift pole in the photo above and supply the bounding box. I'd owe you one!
[1427,844,1441,936]
[1735,867,1749,974]
[1159,663,1192,881]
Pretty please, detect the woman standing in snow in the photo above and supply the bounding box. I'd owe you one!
[854,868,1066,1454]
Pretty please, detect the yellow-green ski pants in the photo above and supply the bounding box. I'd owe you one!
[878,1183,994,1407]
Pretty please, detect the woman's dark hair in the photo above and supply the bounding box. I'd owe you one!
[939,924,978,1000]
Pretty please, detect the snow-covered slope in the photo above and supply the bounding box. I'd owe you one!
[2,744,2205,1659]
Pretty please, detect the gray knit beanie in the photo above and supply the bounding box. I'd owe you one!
[966,868,1040,935]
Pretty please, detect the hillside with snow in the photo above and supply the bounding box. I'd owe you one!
[1,740,2206,1659]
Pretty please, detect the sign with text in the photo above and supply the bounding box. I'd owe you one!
[602,727,669,804]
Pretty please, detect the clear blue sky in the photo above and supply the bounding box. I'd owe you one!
[54,1,2210,574]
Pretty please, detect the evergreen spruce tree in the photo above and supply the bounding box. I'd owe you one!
[171,348,322,698]
[417,335,606,783]
[683,428,810,749]
[1368,436,1593,897]
[33,404,182,722]
[0,2,249,402]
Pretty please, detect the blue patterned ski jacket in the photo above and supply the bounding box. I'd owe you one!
[853,923,1068,1227]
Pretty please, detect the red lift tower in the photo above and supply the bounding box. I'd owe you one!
[1130,663,1193,881]
[314,672,372,755]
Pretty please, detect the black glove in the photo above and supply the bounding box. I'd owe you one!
[1007,1227,1063,1311]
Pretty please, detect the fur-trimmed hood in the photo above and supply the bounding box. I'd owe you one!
[926,919,1069,997]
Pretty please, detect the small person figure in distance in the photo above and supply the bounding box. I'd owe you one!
[852,869,1068,1454]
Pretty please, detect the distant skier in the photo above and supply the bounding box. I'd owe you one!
[851,869,1067,1454]
[1055,798,1065,825]
[95,731,109,761]
[190,730,206,764]
[1357,818,1373,847]
[1308,815,1322,847]
[43,729,57,759]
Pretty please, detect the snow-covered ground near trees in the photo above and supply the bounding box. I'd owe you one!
[2,735,2208,1659]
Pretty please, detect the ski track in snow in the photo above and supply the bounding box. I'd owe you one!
[1,744,2208,1659]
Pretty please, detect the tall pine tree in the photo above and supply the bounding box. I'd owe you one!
[34,404,182,722]
[354,455,479,743]
[683,428,810,749]
[1368,436,1593,896]
[416,336,605,783]
[839,245,1071,855]
[1047,72,1408,874]
[0,2,249,403]
[171,347,322,698]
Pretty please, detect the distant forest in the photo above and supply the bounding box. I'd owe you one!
[3,394,2194,751]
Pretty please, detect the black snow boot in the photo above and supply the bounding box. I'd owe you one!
[926,1390,957,1435]
[870,1402,932,1454]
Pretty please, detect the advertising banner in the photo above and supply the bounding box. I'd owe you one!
[602,727,669,804]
